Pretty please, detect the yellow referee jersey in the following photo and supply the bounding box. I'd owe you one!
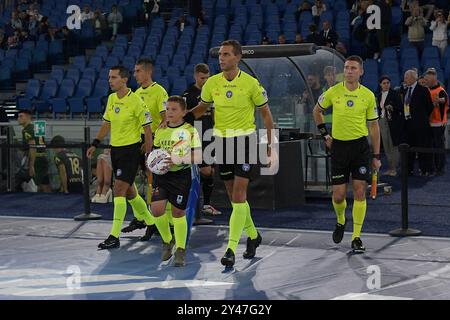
[200,70,268,137]
[318,82,378,141]
[103,89,152,147]
[135,82,168,132]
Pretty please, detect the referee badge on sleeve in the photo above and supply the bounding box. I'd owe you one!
[318,94,325,104]
[145,112,152,122]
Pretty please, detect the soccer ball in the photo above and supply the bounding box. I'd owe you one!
[146,149,170,175]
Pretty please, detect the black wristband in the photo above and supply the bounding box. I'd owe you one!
[91,139,100,148]
[183,112,195,124]
[373,153,381,160]
[317,123,329,138]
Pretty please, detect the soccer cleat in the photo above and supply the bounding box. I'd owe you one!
[139,224,158,241]
[243,232,262,259]
[351,237,366,253]
[121,218,146,233]
[161,238,175,261]
[332,221,346,244]
[98,235,120,250]
[202,205,222,216]
[220,248,235,267]
[173,248,186,267]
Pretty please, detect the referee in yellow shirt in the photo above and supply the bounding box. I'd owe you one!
[313,55,382,253]
[120,58,169,240]
[87,66,154,249]
[185,40,275,267]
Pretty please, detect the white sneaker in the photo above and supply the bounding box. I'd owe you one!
[96,194,108,204]
[202,205,222,216]
[91,194,101,203]
[105,189,113,202]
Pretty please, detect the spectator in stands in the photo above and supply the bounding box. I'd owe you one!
[305,23,326,46]
[418,0,436,22]
[50,136,83,194]
[336,41,348,56]
[80,5,94,24]
[108,5,123,41]
[277,34,286,44]
[295,32,303,44]
[424,67,448,175]
[321,66,338,128]
[297,0,312,20]
[175,15,187,32]
[19,29,34,42]
[0,29,6,50]
[312,0,327,25]
[375,0,392,54]
[61,26,78,58]
[321,20,338,49]
[143,0,160,26]
[418,74,427,86]
[377,75,404,176]
[10,11,23,30]
[405,6,427,57]
[28,14,39,38]
[91,148,113,203]
[301,72,323,108]
[7,35,20,50]
[38,16,50,39]
[93,9,108,42]
[401,69,434,176]
[429,9,449,57]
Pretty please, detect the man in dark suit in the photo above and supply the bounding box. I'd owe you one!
[320,20,338,49]
[305,23,326,46]
[377,75,405,176]
[401,69,434,176]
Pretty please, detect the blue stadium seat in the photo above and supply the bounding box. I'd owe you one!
[48,69,65,86]
[111,46,126,61]
[362,74,379,93]
[381,59,399,75]
[364,59,379,76]
[171,77,187,95]
[50,79,75,117]
[421,46,440,64]
[127,45,142,59]
[166,66,181,84]
[105,56,120,69]
[400,46,419,61]
[82,67,97,84]
[401,57,420,74]
[155,55,169,71]
[72,56,86,72]
[122,56,136,72]
[422,58,442,71]
[68,79,94,117]
[17,79,41,111]
[66,68,80,85]
[94,45,109,61]
[86,79,110,118]
[380,47,398,61]
[88,56,104,72]
[33,79,58,116]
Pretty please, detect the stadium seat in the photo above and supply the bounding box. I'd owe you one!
[72,56,86,72]
[86,79,110,119]
[82,68,97,84]
[17,79,41,110]
[68,78,93,117]
[50,79,75,117]
[33,79,58,117]
[66,68,80,85]
[88,56,104,72]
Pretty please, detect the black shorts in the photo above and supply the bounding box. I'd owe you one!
[111,142,141,185]
[152,168,192,210]
[68,182,83,194]
[215,134,259,181]
[330,137,371,185]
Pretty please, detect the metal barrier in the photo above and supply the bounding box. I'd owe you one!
[0,124,104,221]
[389,143,447,237]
